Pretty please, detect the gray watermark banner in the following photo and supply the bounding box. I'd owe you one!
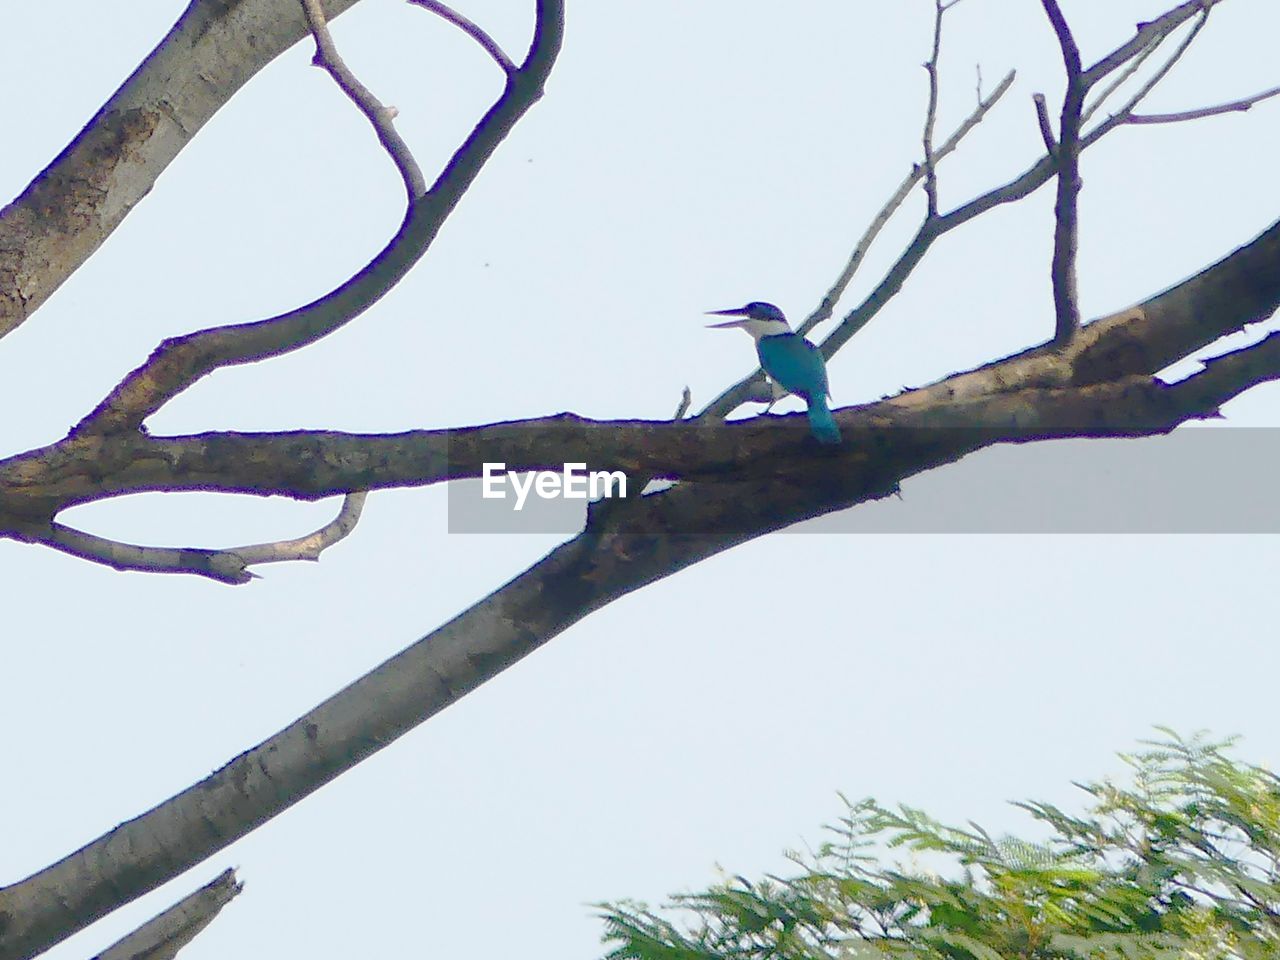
[446,429,1280,534]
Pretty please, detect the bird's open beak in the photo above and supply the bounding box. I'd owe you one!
[705,307,750,329]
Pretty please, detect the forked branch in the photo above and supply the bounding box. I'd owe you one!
[72,0,563,438]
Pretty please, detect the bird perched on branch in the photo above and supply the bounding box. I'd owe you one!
[706,301,841,444]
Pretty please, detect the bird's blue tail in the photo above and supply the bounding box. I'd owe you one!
[806,395,841,445]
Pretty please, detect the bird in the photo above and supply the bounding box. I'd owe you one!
[706,301,841,444]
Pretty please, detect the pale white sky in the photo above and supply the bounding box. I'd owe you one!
[3,2,1280,958]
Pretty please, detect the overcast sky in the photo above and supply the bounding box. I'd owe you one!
[4,1,1280,958]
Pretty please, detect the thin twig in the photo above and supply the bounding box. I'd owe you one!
[1125,84,1280,124]
[300,0,426,199]
[921,0,947,218]
[1041,0,1085,344]
[796,69,1015,339]
[1033,93,1057,154]
[408,0,516,74]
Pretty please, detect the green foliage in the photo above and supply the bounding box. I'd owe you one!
[597,731,1280,960]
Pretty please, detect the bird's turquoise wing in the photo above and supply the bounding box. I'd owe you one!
[756,334,830,401]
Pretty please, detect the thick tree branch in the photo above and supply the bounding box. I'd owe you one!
[407,0,516,74]
[0,0,367,341]
[3,219,1277,530]
[71,0,564,437]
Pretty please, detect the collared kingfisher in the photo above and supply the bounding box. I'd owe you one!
[706,301,841,444]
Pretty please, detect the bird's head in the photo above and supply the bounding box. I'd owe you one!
[705,301,790,337]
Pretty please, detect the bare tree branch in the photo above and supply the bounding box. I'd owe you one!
[407,0,516,74]
[41,525,258,584]
[1081,0,1223,89]
[1124,84,1280,124]
[1082,11,1210,142]
[1040,0,1085,344]
[94,869,241,960]
[72,0,564,438]
[233,491,367,565]
[301,0,426,198]
[1081,26,1163,124]
[921,0,948,218]
[0,0,368,342]
[31,492,365,583]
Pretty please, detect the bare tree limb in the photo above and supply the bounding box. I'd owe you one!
[301,0,426,198]
[94,869,241,960]
[1081,0,1223,89]
[233,491,367,565]
[407,0,516,74]
[921,0,947,218]
[41,525,257,584]
[1040,0,1085,344]
[1124,84,1280,124]
[32,492,365,582]
[0,0,368,342]
[71,0,564,438]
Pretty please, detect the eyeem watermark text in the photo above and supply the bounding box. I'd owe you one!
[481,462,628,511]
